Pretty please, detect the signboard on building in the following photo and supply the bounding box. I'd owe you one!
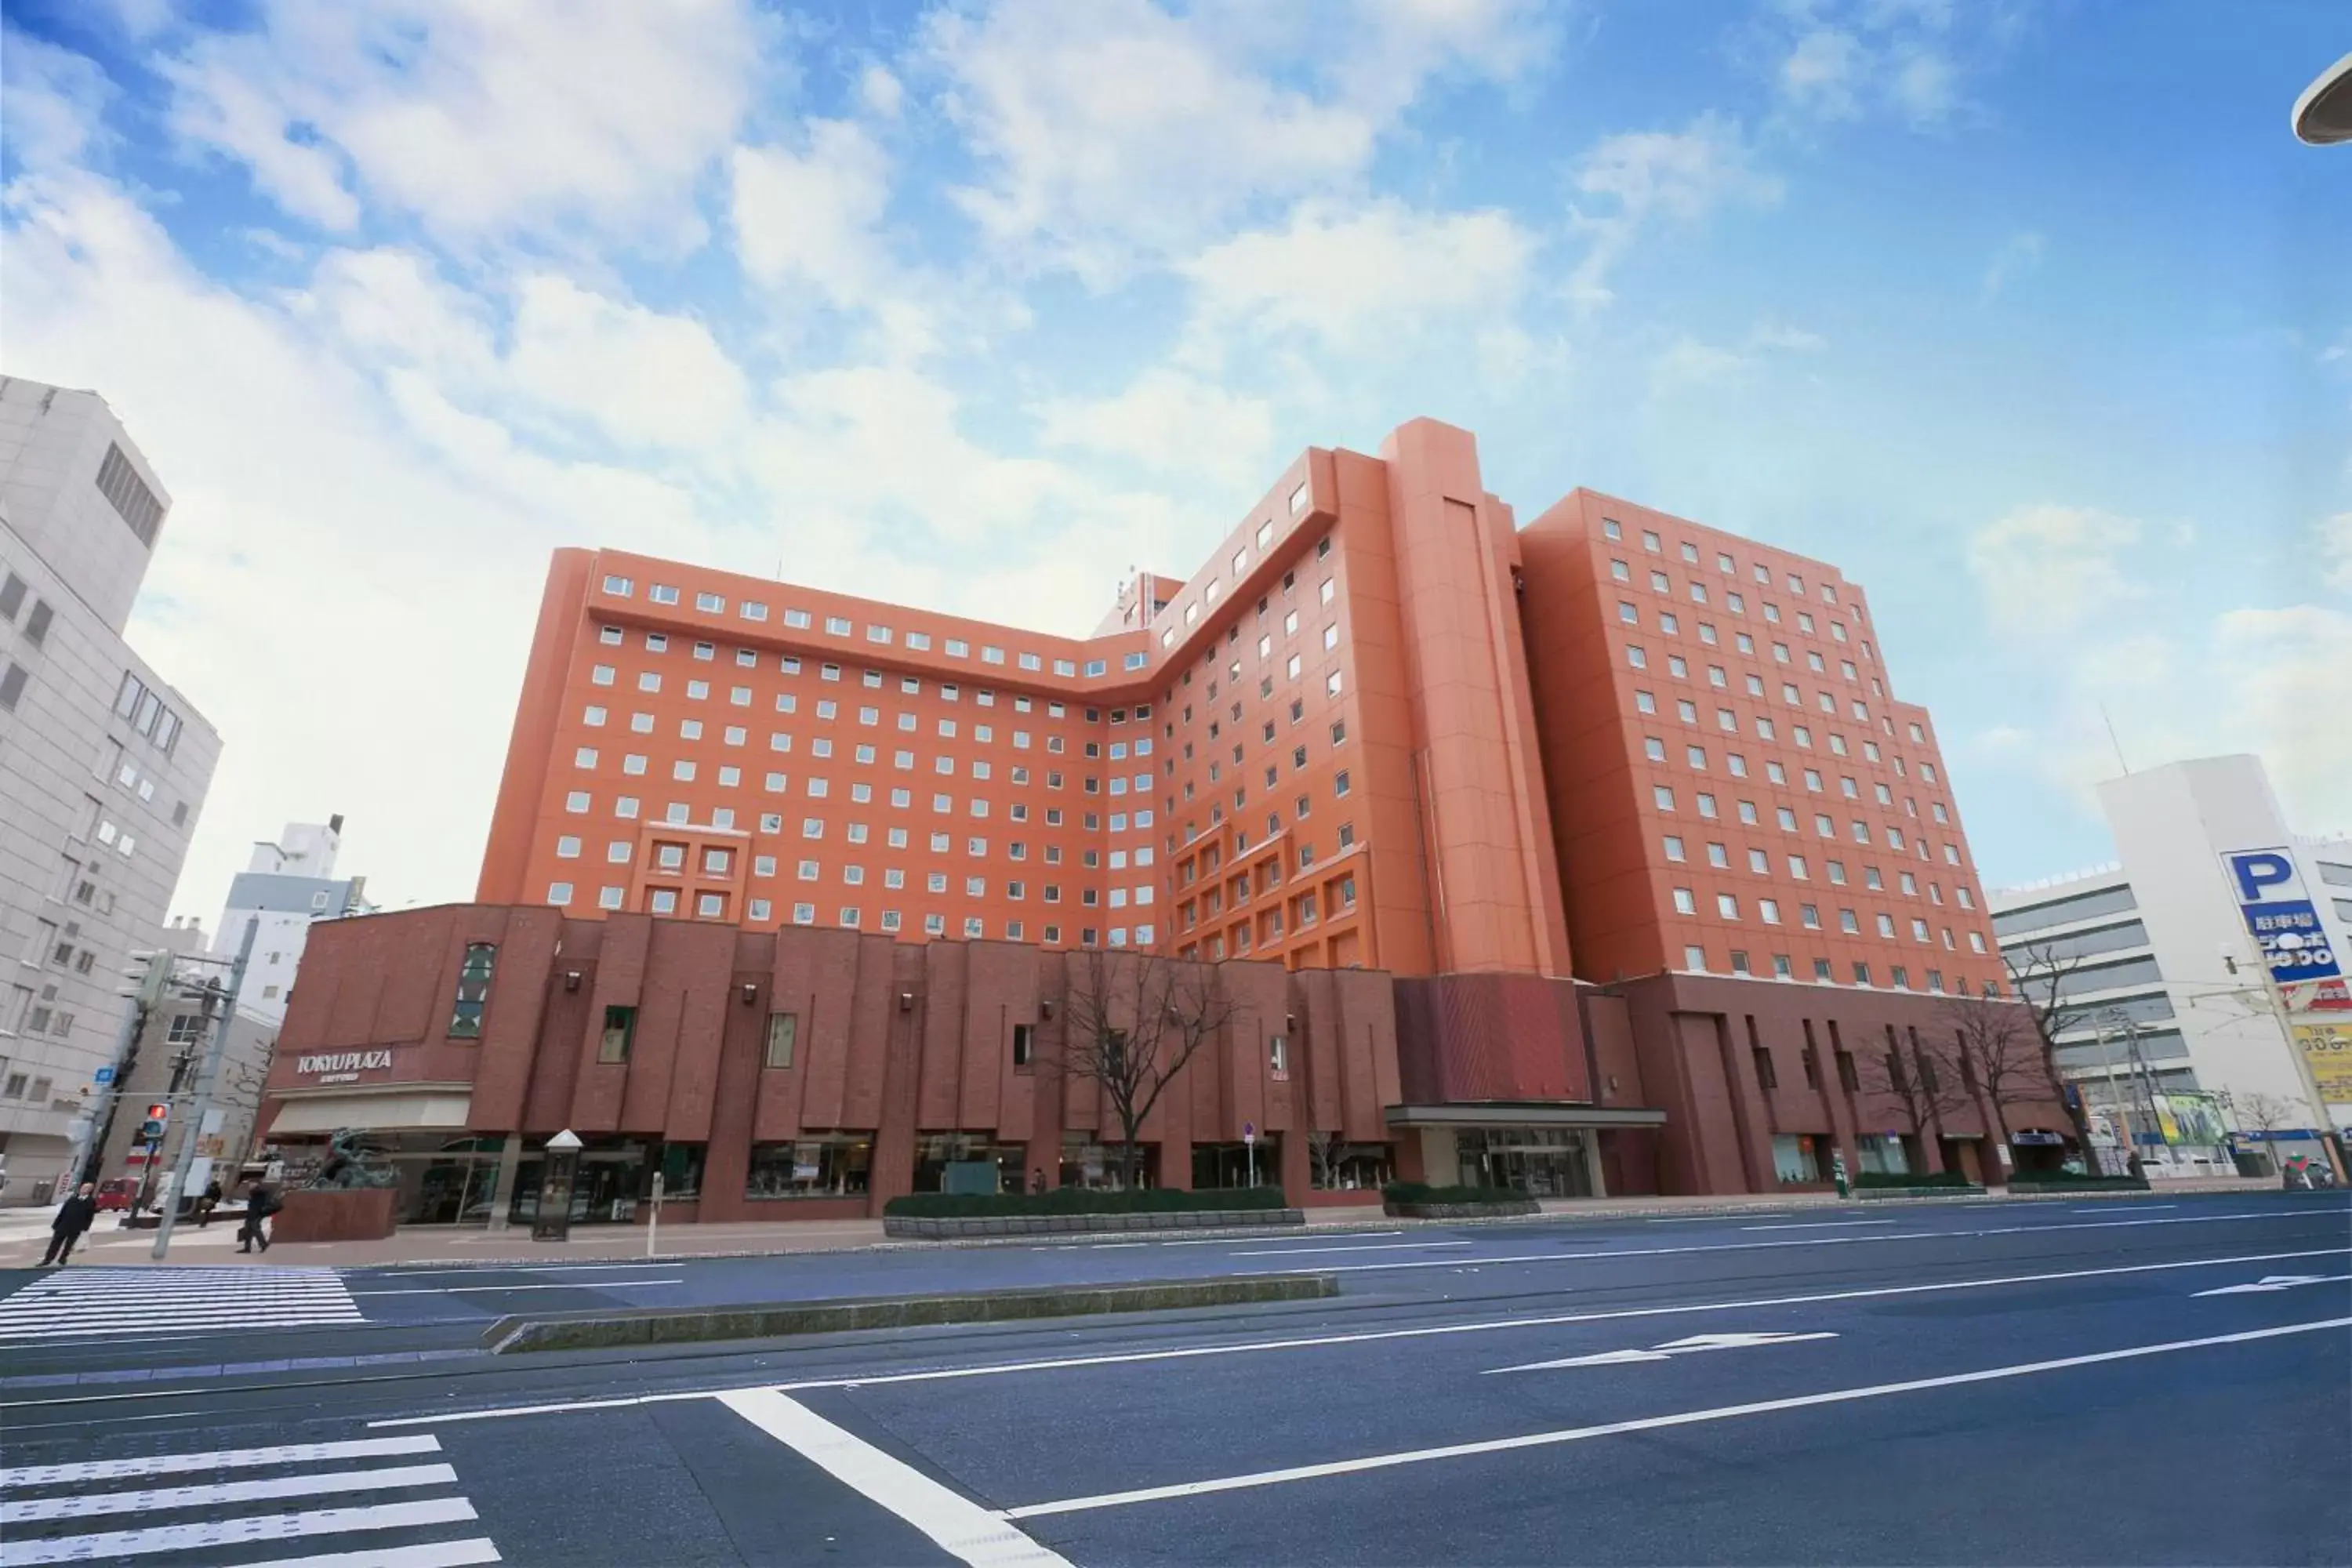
[2293,1021,2352,1104]
[2221,848,2349,1012]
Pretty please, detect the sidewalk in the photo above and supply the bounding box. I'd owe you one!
[4,1175,2288,1272]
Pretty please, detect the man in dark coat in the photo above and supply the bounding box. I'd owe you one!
[42,1182,99,1266]
[238,1177,279,1253]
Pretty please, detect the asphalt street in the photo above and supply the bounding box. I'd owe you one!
[2,1192,2347,1566]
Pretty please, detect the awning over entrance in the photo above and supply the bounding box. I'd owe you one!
[270,1092,474,1134]
[1385,1102,1667,1130]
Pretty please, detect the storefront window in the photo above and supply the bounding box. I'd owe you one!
[913,1135,1025,1194]
[746,1134,872,1199]
[508,1134,648,1225]
[1192,1140,1278,1190]
[1308,1141,1394,1190]
[1773,1133,1825,1184]
[1856,1133,1911,1175]
[1060,1135,1156,1189]
[1455,1127,1593,1197]
[651,1141,705,1201]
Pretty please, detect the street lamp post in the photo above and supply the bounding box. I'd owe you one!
[2293,53,2352,145]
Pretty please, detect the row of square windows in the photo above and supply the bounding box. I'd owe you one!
[1156,506,1323,651]
[1678,949,1987,994]
[1659,836,1980,910]
[1650,785,1968,865]
[1630,689,1936,773]
[1599,517,1858,612]
[569,754,1156,802]
[557,795,1155,842]
[560,836,1156,891]
[596,583,1152,676]
[1605,557,1867,652]
[543,879,1153,947]
[1627,645,1886,728]
[1668,886,1990,955]
[577,703,1156,763]
[1615,597,1875,689]
[1641,738,1951,823]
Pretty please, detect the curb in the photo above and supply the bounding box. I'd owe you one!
[480,1272,1339,1353]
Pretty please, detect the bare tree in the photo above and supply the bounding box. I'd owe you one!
[2229,1091,2296,1140]
[1059,949,1234,1189]
[2003,941,2101,1163]
[1937,993,2057,1156]
[1857,1029,1975,1164]
[1305,1129,1347,1189]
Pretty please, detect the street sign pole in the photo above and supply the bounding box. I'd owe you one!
[152,916,256,1261]
[1243,1121,1257,1189]
[647,1171,665,1259]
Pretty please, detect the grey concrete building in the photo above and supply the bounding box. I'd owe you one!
[215,818,372,1028]
[0,376,220,1205]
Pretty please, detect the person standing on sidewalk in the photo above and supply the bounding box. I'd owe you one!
[196,1178,223,1227]
[238,1176,279,1253]
[42,1182,99,1266]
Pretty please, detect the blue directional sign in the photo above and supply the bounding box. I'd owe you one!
[93,1066,115,1085]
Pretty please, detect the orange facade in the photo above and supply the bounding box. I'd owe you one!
[479,419,1997,1005]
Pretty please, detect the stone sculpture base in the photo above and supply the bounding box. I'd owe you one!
[272,1186,397,1243]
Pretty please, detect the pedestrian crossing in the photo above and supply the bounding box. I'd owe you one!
[0,1433,500,1565]
[0,1268,364,1344]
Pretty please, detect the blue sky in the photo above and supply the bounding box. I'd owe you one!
[3,0,2347,923]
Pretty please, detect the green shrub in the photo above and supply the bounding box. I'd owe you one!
[2007,1171,2147,1190]
[883,1185,1286,1218]
[1382,1182,1531,1206]
[1852,1169,1973,1189]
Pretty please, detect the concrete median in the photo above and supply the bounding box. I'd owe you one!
[481,1272,1340,1354]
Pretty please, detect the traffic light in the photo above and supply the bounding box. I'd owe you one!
[118,950,172,1009]
[139,1103,169,1142]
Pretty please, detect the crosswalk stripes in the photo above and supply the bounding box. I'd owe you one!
[0,1267,363,1343]
[0,1432,499,1566]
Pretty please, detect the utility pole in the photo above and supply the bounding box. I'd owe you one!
[152,917,257,1261]
[82,949,173,1187]
[2092,1011,2143,1179]
[2220,942,2348,1184]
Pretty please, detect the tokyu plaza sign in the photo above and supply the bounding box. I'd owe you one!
[295,1049,396,1084]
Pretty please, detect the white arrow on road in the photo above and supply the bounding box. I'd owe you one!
[1487,1330,1838,1373]
[2191,1274,2352,1297]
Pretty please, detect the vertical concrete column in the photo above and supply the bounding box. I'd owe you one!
[1581,1131,1608,1198]
[485,1133,523,1232]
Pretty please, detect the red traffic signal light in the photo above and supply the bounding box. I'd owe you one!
[147,1103,170,1123]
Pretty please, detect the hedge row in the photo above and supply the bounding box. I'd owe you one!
[882,1185,1287,1218]
[1381,1182,1527,1206]
[2007,1171,2148,1190]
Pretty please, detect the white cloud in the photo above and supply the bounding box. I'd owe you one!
[1780,28,1862,118]
[923,0,1551,280]
[1035,368,1275,490]
[2320,513,2352,590]
[1181,198,1535,353]
[2210,606,2352,832]
[160,0,767,245]
[298,247,498,383]
[1980,230,2044,299]
[1650,336,1752,397]
[1966,503,2148,633]
[730,121,895,307]
[859,64,906,119]
[1,28,116,172]
[505,275,751,452]
[1749,321,1827,352]
[1566,114,1782,313]
[1763,0,1982,130]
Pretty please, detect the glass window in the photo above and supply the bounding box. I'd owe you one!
[447,944,496,1038]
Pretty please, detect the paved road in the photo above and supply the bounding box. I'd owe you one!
[2,1192,2347,1564]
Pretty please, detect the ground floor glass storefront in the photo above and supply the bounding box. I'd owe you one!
[1455,1127,1595,1197]
[746,1133,872,1201]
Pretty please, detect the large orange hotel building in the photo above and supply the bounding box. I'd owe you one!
[261,419,2067,1225]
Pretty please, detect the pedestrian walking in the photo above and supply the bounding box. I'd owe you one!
[196,1178,223,1227]
[42,1182,99,1266]
[238,1176,280,1254]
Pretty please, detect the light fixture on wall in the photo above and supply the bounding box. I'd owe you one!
[740,982,759,1006]
[562,971,582,993]
[1040,999,1054,1019]
[898,991,915,1012]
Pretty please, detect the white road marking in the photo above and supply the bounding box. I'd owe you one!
[1227,1241,1474,1258]
[719,1388,1073,1567]
[2076,1204,2175,1213]
[374,1261,695,1277]
[0,1496,479,1565]
[1162,1232,1399,1247]
[233,1541,502,1568]
[4,1464,457,1523]
[2192,1273,2352,1297]
[1739,1221,1896,1232]
[0,1267,363,1345]
[368,1243,2350,1428]
[1243,1208,2321,1276]
[347,1279,681,1297]
[1000,1317,2352,1519]
[0,1436,440,1489]
[1488,1330,1839,1373]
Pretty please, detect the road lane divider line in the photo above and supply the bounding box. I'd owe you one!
[1160,1232,1400,1247]
[365,1243,2351,1428]
[230,1541,502,1568]
[718,1387,1073,1567]
[2076,1204,2174,1212]
[1,1436,441,1489]
[1738,1221,1897,1232]
[1000,1316,2352,1519]
[0,1496,481,1566]
[348,1279,683,1297]
[372,1262,701,1277]
[2,1463,458,1524]
[1227,1242,1475,1258]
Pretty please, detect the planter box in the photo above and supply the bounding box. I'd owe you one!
[272,1186,397,1243]
[884,1207,1305,1240]
[1852,1183,1987,1201]
[1384,1199,1541,1220]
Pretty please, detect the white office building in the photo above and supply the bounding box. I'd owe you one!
[214,817,372,1026]
[1992,756,2352,1169]
[0,376,220,1205]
